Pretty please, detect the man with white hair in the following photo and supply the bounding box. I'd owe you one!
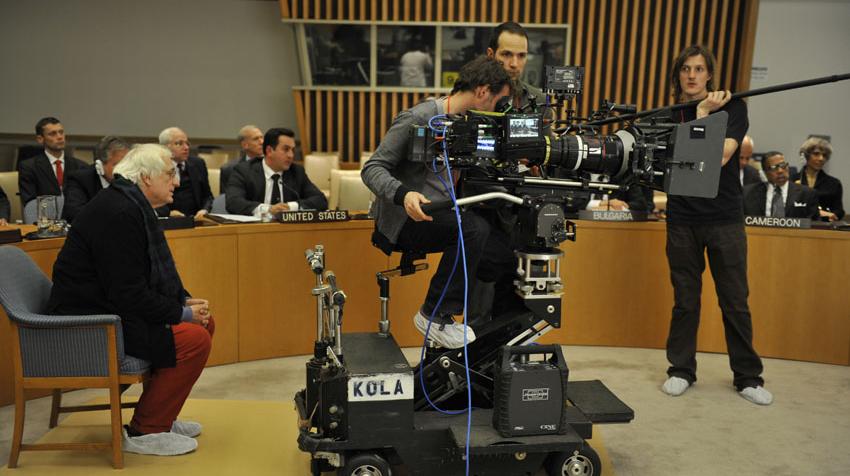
[48,144,215,456]
[158,127,213,219]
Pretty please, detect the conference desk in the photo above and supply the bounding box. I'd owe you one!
[1,219,848,407]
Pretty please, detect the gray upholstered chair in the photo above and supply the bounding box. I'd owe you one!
[0,245,150,468]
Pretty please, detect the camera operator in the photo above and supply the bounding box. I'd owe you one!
[662,45,772,405]
[361,56,516,349]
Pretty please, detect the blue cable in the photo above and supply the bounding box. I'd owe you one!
[414,113,473,475]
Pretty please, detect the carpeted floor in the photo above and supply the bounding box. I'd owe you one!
[0,398,612,475]
[2,345,849,475]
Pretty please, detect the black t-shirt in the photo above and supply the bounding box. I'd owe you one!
[666,97,749,225]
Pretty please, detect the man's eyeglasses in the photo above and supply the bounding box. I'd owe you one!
[164,168,178,179]
[765,162,789,172]
[171,140,191,148]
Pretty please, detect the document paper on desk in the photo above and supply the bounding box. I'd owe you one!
[207,213,262,223]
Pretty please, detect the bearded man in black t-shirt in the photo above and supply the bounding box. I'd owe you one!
[661,45,772,405]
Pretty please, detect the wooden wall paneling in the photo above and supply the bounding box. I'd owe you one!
[591,0,605,118]
[524,0,532,24]
[646,1,661,109]
[708,0,719,53]
[656,0,674,109]
[737,0,758,92]
[280,0,292,19]
[697,0,707,44]
[534,0,542,23]
[725,0,741,91]
[602,0,619,109]
[670,0,685,103]
[573,0,585,113]
[614,0,628,104]
[379,93,387,146]
[293,91,308,156]
[512,0,521,23]
[715,0,730,87]
[369,92,376,151]
[348,92,355,163]
[636,0,650,111]
[337,90,344,157]
[315,91,323,152]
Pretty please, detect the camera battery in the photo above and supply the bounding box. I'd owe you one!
[492,345,569,437]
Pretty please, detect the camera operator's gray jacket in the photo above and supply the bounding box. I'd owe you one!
[362,98,448,247]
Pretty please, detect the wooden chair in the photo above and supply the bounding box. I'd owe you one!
[0,246,150,469]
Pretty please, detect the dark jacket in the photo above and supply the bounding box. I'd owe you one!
[61,165,104,222]
[18,152,87,205]
[742,165,762,186]
[795,167,844,220]
[220,154,257,193]
[157,156,214,217]
[0,184,9,221]
[225,158,328,215]
[47,185,186,368]
[743,182,819,219]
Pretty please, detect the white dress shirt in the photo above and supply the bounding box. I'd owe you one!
[251,160,299,217]
[45,149,65,181]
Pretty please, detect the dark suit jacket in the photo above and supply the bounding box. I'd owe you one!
[157,156,214,217]
[220,154,256,193]
[742,165,762,186]
[62,165,104,222]
[225,158,328,215]
[795,167,844,220]
[0,184,9,221]
[18,152,87,205]
[743,182,819,219]
[47,186,186,368]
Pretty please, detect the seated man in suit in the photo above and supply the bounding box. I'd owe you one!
[220,124,264,192]
[62,136,130,222]
[157,127,213,219]
[739,135,763,186]
[0,184,10,226]
[744,151,818,219]
[225,127,327,215]
[18,116,87,206]
[48,144,214,456]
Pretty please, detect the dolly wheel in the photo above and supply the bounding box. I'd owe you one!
[339,452,391,476]
[546,445,601,476]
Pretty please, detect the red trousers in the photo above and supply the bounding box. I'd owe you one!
[130,317,215,434]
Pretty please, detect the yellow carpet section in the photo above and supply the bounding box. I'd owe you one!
[2,399,613,475]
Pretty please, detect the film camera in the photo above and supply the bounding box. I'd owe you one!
[410,65,729,248]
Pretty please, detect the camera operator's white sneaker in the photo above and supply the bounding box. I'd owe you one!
[414,311,476,349]
[662,376,691,396]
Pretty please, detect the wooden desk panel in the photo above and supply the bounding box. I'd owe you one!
[235,222,392,361]
[168,231,239,366]
[2,220,848,408]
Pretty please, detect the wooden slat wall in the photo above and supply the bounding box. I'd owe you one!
[285,0,758,164]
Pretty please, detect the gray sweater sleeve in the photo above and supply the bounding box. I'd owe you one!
[361,109,419,205]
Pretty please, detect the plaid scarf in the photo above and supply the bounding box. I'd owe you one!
[111,175,186,302]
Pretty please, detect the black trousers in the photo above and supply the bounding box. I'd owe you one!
[665,222,764,390]
[395,209,515,317]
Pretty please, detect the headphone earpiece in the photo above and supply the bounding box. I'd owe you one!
[95,159,105,177]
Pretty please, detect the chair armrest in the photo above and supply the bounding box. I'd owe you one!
[11,312,119,328]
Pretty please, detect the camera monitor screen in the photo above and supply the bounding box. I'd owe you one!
[508,116,540,139]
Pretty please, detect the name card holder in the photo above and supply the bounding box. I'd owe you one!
[744,216,811,229]
[276,210,351,224]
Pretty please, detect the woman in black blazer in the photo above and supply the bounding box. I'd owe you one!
[796,137,844,221]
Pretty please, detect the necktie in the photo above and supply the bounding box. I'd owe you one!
[270,174,281,205]
[771,186,785,218]
[55,160,64,187]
